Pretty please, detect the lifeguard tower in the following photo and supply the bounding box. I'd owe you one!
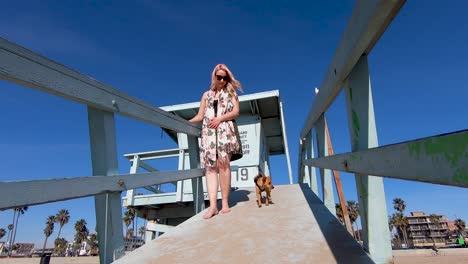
[122,90,293,241]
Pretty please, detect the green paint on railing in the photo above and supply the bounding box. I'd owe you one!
[408,132,468,184]
[409,132,467,165]
[408,141,422,157]
[425,133,467,167]
[352,110,360,150]
[454,170,468,185]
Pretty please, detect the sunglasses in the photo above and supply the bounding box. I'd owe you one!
[216,75,229,81]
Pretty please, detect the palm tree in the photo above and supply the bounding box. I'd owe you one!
[389,215,401,248]
[429,214,442,245]
[139,226,146,240]
[0,228,6,240]
[335,203,344,224]
[392,198,408,246]
[454,218,466,236]
[336,203,356,238]
[87,234,99,252]
[0,227,6,253]
[123,211,133,238]
[42,215,55,253]
[10,207,28,256]
[54,238,68,256]
[429,214,441,228]
[6,224,13,254]
[74,219,89,244]
[388,215,394,232]
[128,208,136,237]
[347,200,360,241]
[127,228,135,238]
[8,210,16,252]
[393,198,406,213]
[55,209,70,239]
[391,213,408,247]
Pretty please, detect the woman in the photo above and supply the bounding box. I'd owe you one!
[189,64,243,219]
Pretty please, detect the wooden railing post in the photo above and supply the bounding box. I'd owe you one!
[305,131,318,195]
[345,56,392,263]
[88,107,125,264]
[315,115,335,215]
[188,135,204,214]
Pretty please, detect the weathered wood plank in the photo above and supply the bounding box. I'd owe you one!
[0,169,205,210]
[304,130,468,188]
[300,0,406,138]
[124,148,183,161]
[0,38,200,136]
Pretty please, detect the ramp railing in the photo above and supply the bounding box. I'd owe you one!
[298,1,467,264]
[0,37,205,263]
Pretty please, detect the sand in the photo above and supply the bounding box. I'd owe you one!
[0,249,467,263]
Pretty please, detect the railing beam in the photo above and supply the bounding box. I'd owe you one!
[304,130,468,188]
[0,37,200,136]
[300,0,406,139]
[0,169,205,210]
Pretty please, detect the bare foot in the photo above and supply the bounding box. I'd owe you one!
[203,207,219,219]
[220,207,231,214]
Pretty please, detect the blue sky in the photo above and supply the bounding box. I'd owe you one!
[1,0,467,248]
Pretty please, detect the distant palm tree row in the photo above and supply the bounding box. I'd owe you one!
[122,207,147,240]
[388,197,466,248]
[0,207,28,256]
[334,198,467,248]
[0,208,98,256]
[335,200,361,240]
[0,206,150,255]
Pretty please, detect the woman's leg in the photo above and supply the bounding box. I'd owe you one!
[218,156,231,213]
[204,166,219,219]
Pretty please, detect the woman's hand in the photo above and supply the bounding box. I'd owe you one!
[209,117,222,129]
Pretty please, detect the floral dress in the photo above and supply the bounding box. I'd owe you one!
[200,88,241,168]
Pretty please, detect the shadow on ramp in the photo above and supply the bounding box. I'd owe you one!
[299,184,374,264]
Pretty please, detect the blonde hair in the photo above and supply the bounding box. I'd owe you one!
[210,64,243,97]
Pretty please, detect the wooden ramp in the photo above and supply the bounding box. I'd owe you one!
[114,184,374,264]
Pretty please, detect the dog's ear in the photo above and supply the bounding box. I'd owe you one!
[256,175,265,188]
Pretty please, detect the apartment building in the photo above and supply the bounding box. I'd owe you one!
[407,211,449,248]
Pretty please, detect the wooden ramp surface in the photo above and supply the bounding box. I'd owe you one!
[114,184,374,264]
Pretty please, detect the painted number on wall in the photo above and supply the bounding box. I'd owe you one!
[237,168,248,181]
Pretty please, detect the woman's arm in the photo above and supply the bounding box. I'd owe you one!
[189,92,208,123]
[209,95,240,128]
[219,95,240,122]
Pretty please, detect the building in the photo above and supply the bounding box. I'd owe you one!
[407,211,449,248]
[125,237,145,251]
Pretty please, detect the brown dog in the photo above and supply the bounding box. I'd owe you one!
[254,173,274,207]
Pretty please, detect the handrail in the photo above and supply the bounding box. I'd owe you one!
[0,37,200,137]
[0,168,204,210]
[297,1,467,263]
[300,0,406,139]
[124,148,185,160]
[304,130,468,188]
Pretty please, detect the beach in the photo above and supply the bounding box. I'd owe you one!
[1,248,467,263]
